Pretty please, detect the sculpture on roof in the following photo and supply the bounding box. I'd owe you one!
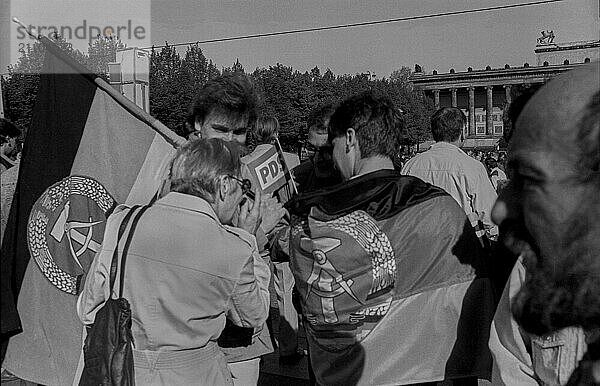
[537,30,555,45]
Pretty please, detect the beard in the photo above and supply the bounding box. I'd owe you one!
[508,209,600,336]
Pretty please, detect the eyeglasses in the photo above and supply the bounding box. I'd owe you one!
[228,175,255,200]
[187,131,202,140]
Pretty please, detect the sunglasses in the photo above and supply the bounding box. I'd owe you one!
[228,175,255,200]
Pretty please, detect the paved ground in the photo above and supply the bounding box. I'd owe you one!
[258,306,311,385]
[1,307,310,386]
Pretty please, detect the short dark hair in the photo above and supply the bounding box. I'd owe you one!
[254,116,279,144]
[0,118,21,144]
[328,91,402,159]
[307,103,336,130]
[430,107,466,142]
[503,87,539,145]
[485,157,497,169]
[190,73,259,128]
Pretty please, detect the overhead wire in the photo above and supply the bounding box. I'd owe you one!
[143,0,566,49]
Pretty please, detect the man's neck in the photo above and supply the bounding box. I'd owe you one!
[354,156,394,178]
[436,139,462,148]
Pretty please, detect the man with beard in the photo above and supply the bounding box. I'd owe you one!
[489,63,599,385]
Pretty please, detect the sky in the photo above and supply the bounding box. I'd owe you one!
[150,0,599,77]
[2,0,599,78]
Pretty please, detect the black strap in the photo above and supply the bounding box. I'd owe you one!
[108,205,141,296]
[118,205,150,298]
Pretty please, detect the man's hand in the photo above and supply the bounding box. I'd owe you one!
[259,194,286,234]
[237,188,262,235]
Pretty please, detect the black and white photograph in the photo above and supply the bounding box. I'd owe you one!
[1,0,598,385]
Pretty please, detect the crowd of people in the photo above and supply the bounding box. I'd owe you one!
[1,61,598,386]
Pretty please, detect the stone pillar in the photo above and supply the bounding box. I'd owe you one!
[468,86,475,136]
[433,89,440,110]
[486,86,493,136]
[451,88,457,107]
[504,85,512,105]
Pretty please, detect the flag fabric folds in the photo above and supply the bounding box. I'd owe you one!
[286,170,495,385]
[0,37,183,385]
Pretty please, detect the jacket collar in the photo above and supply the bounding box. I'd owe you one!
[156,192,219,221]
[286,169,448,221]
[431,141,462,152]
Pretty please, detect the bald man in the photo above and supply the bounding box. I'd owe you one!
[489,63,599,385]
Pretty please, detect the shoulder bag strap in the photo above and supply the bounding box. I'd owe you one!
[118,205,150,298]
[108,205,141,297]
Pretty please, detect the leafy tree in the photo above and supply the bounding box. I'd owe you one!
[4,37,434,156]
[149,44,187,135]
[87,35,125,80]
[3,35,88,130]
[389,66,413,90]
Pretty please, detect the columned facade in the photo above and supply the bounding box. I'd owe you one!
[504,85,512,105]
[410,62,585,149]
[468,87,475,136]
[486,86,493,135]
[409,37,598,150]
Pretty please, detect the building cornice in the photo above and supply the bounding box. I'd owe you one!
[409,63,585,90]
[534,40,600,53]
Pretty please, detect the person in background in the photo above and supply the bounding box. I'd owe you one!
[187,73,285,385]
[490,63,599,385]
[285,91,495,385]
[242,116,303,363]
[293,104,342,193]
[187,73,257,147]
[402,107,498,240]
[0,118,22,246]
[485,157,507,192]
[0,118,20,174]
[78,138,270,385]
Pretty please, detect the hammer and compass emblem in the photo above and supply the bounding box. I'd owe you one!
[49,201,102,270]
[28,176,115,294]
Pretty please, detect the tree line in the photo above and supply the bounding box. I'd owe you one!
[1,35,434,153]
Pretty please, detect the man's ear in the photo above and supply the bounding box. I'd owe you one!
[346,128,356,153]
[218,176,230,201]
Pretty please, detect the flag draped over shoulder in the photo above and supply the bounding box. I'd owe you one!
[0,37,184,385]
[287,170,495,385]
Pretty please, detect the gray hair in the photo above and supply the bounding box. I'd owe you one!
[168,138,242,203]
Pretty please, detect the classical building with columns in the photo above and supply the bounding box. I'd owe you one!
[409,35,599,150]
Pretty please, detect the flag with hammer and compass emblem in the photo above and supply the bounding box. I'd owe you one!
[0,36,184,385]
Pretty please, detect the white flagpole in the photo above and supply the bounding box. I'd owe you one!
[274,137,298,196]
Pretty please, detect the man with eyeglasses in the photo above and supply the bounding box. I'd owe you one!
[187,73,285,386]
[293,103,343,193]
[79,138,269,385]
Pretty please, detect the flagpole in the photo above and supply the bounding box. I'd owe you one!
[12,18,39,39]
[11,18,186,149]
[274,137,298,196]
[93,77,186,148]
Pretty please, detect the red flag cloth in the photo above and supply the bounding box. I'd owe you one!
[0,37,182,385]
